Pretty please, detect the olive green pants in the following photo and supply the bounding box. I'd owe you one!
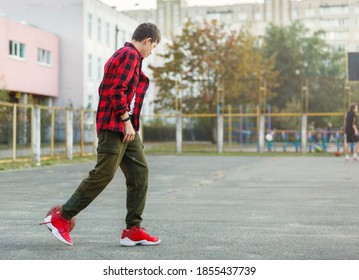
[61,130,148,229]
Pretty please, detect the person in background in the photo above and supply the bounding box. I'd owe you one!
[345,104,359,161]
[326,122,333,142]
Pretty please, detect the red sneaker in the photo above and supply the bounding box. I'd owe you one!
[40,208,73,246]
[120,226,161,246]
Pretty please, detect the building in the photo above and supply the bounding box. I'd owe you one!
[124,0,359,52]
[122,0,188,39]
[0,15,59,104]
[290,0,359,52]
[157,0,188,38]
[0,0,164,112]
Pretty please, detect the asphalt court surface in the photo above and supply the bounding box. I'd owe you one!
[1,155,359,260]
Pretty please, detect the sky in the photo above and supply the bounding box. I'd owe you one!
[100,0,263,10]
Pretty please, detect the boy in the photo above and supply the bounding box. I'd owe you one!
[41,23,161,247]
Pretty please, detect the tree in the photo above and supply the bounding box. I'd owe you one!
[149,19,277,141]
[150,19,277,112]
[262,21,346,116]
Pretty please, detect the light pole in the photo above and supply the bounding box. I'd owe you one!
[217,82,224,153]
[301,79,309,114]
[259,78,267,114]
[295,69,309,114]
[300,79,309,154]
[168,74,182,154]
[305,79,309,114]
[216,82,224,114]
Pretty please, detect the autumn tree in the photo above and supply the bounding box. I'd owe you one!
[262,21,346,128]
[149,19,277,141]
[150,19,277,112]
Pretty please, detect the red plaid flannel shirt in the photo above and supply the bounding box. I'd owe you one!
[96,42,149,135]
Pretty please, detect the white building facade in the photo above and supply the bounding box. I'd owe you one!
[0,0,164,114]
[83,0,139,110]
[125,0,359,52]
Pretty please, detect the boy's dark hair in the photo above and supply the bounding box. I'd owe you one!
[349,103,357,112]
[132,22,161,44]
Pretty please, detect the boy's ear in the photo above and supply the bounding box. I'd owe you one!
[144,38,153,44]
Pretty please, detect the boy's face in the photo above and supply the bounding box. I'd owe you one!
[141,38,157,59]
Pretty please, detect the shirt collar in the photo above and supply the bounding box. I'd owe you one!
[124,42,143,60]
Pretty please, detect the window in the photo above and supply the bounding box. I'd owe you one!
[88,54,93,79]
[305,9,314,17]
[121,30,126,44]
[321,18,347,28]
[38,48,52,65]
[334,32,348,40]
[292,9,299,19]
[304,20,315,29]
[106,22,110,47]
[97,57,102,80]
[334,44,345,51]
[88,13,93,40]
[174,3,179,19]
[207,13,220,21]
[87,95,93,109]
[320,5,348,15]
[266,0,272,21]
[9,40,26,59]
[338,18,347,26]
[97,18,102,43]
[254,6,262,21]
[254,12,262,21]
[238,13,247,21]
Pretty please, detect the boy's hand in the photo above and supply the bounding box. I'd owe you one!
[123,121,136,143]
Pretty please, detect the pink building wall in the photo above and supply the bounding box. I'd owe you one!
[0,16,59,98]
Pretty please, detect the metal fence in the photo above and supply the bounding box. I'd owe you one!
[0,101,347,164]
[0,101,96,163]
[141,109,345,154]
